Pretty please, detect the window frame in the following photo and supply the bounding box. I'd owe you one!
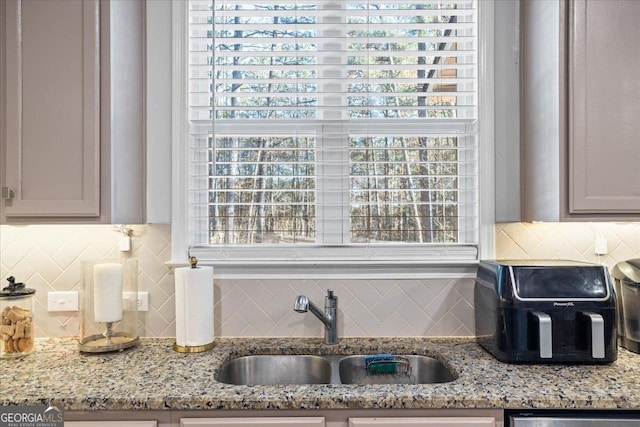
[170,0,495,278]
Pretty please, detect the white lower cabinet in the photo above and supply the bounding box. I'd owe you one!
[180,418,325,427]
[178,417,496,427]
[64,410,502,427]
[349,418,496,427]
[66,422,158,427]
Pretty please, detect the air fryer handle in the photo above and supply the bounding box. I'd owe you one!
[581,311,605,359]
[531,311,553,359]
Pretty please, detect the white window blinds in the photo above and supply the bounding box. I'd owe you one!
[188,0,478,249]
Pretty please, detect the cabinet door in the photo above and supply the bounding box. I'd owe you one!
[66,422,157,427]
[3,0,100,218]
[180,418,325,427]
[568,0,640,214]
[349,417,495,427]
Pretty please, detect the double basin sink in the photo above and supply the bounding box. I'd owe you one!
[216,354,456,386]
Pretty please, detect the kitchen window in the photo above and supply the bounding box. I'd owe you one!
[172,0,494,276]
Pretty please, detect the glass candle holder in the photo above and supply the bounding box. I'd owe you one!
[79,259,139,353]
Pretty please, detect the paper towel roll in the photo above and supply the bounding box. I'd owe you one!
[175,265,214,347]
[94,263,124,323]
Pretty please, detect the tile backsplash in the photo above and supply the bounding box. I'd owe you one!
[5,221,633,338]
[0,224,474,338]
[0,225,174,338]
[495,222,640,271]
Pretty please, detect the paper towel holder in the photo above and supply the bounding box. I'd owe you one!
[173,256,216,353]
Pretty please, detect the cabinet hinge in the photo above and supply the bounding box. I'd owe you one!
[1,187,15,200]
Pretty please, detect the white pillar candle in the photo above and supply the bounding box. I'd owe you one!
[93,263,123,323]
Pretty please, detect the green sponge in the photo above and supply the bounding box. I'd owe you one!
[364,354,392,365]
[367,361,398,375]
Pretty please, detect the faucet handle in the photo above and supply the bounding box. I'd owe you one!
[325,289,337,308]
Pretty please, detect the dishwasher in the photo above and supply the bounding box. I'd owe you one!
[507,411,640,427]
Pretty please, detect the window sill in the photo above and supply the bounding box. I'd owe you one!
[168,244,479,279]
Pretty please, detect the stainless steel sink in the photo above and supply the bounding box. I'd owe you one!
[338,355,456,385]
[216,355,333,385]
[216,354,456,385]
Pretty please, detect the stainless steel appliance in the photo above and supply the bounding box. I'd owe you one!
[474,260,617,363]
[508,411,640,426]
[611,259,640,353]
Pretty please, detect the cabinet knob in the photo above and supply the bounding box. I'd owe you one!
[1,187,15,200]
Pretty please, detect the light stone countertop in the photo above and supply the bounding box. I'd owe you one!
[1,337,640,411]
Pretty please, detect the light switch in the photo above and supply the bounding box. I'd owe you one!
[47,291,79,312]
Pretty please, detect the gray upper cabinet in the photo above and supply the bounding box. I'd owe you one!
[567,0,640,215]
[521,0,640,222]
[0,0,144,224]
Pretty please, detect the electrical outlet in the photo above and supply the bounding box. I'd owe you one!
[136,291,149,311]
[48,291,79,312]
[123,292,149,312]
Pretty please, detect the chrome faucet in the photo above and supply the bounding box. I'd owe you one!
[294,289,338,345]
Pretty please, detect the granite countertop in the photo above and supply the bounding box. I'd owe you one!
[1,337,640,411]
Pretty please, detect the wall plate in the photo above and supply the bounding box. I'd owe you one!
[47,291,79,312]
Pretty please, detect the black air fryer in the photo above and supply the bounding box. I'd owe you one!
[474,260,617,364]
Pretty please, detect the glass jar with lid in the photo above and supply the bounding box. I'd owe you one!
[0,276,36,358]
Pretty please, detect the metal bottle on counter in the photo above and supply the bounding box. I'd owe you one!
[0,276,35,358]
[611,259,640,353]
